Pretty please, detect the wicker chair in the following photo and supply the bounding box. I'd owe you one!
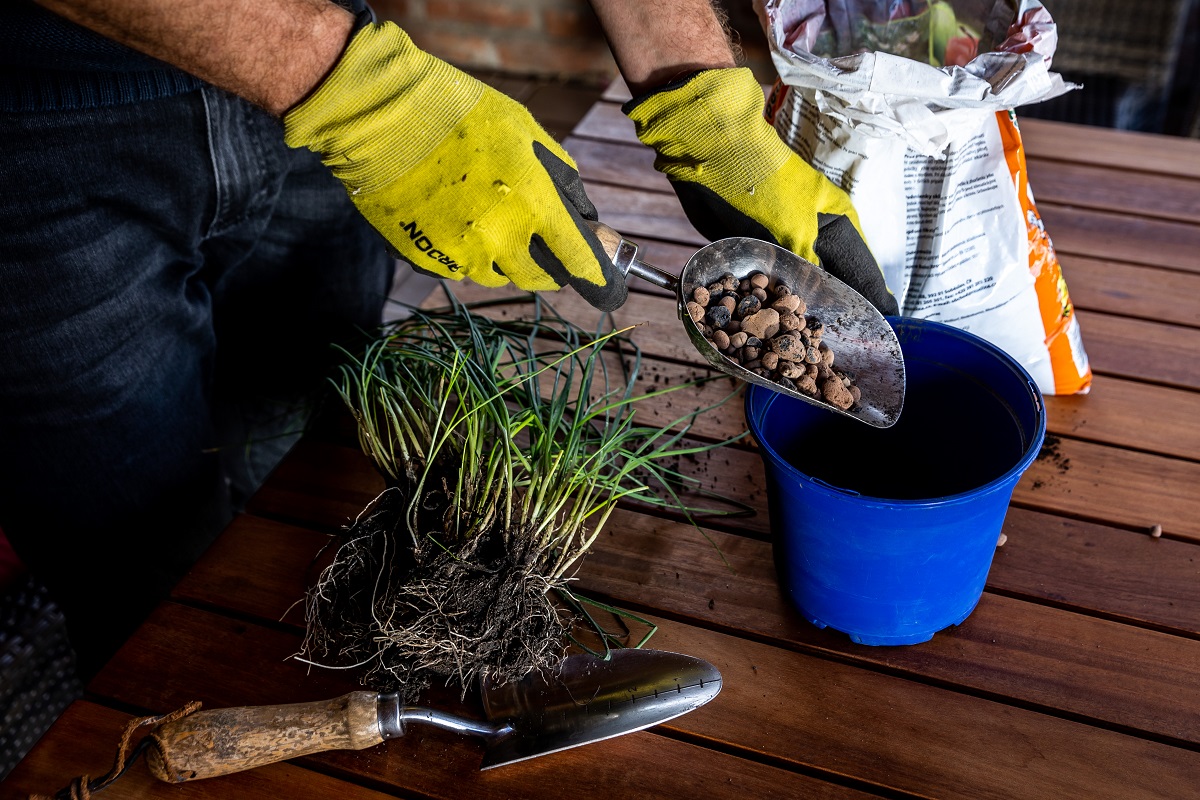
[0,564,82,779]
[1019,0,1197,134]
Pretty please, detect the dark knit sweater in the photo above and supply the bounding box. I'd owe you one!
[0,0,369,112]
[0,1,202,111]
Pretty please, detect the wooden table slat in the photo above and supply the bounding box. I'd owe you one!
[1074,310,1200,390]
[1016,117,1200,180]
[14,82,1200,800]
[174,507,1200,751]
[86,601,1200,800]
[426,282,1200,449]
[1035,205,1200,276]
[568,101,1200,226]
[1058,254,1200,327]
[246,444,1200,641]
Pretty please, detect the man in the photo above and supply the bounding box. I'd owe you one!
[0,0,894,678]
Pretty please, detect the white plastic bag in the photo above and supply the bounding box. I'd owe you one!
[758,0,1091,394]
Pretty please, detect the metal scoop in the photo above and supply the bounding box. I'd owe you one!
[589,222,905,428]
[140,649,721,782]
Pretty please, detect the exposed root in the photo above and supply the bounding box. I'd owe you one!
[297,487,571,703]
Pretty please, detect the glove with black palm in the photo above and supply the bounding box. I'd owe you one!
[284,22,626,311]
[623,67,897,316]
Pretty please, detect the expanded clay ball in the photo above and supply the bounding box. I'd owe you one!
[772,293,802,315]
[778,312,803,333]
[768,332,805,361]
[736,294,762,319]
[822,376,855,409]
[740,308,779,340]
[705,305,731,329]
[689,271,862,410]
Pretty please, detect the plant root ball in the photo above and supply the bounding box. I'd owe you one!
[298,488,571,703]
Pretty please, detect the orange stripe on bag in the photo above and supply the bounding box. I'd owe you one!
[995,110,1092,395]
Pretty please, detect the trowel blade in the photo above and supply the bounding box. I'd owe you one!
[479,649,721,769]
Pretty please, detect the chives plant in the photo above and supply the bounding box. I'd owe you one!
[297,295,740,701]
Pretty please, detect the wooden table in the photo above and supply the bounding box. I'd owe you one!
[8,84,1200,800]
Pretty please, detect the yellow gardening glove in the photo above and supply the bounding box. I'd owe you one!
[624,68,897,316]
[284,23,626,311]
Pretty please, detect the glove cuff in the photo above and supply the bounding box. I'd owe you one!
[619,70,706,115]
[622,67,791,194]
[621,66,761,122]
[283,22,484,194]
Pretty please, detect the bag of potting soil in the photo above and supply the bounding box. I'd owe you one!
[756,0,1092,395]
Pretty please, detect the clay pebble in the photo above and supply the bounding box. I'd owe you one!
[689,270,861,409]
[740,308,780,340]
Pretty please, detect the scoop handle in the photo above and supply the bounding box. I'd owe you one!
[586,220,679,292]
[586,219,627,264]
[146,692,383,783]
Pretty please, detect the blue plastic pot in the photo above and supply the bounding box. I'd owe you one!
[745,317,1046,645]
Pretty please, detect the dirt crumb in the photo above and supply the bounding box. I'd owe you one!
[1036,435,1071,473]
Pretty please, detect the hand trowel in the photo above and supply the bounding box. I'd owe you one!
[588,221,906,428]
[141,648,720,782]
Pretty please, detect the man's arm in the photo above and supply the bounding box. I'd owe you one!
[30,0,630,310]
[34,0,353,115]
[587,0,737,95]
[590,1,899,314]
[36,0,739,113]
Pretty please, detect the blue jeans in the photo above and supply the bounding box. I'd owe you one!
[0,86,392,677]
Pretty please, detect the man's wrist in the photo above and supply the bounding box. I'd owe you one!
[626,63,733,97]
[587,0,736,97]
[267,4,357,116]
[33,0,357,117]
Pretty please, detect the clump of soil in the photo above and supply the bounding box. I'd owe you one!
[1037,434,1071,473]
[685,271,861,409]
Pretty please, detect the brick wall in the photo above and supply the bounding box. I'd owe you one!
[372,0,774,86]
[372,0,618,84]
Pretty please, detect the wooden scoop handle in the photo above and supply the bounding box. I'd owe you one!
[146,692,382,783]
[585,220,678,292]
[585,219,627,264]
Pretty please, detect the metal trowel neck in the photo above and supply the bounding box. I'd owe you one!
[587,220,678,292]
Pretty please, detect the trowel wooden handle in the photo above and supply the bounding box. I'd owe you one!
[146,692,382,783]
[586,219,678,293]
[585,219,627,264]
